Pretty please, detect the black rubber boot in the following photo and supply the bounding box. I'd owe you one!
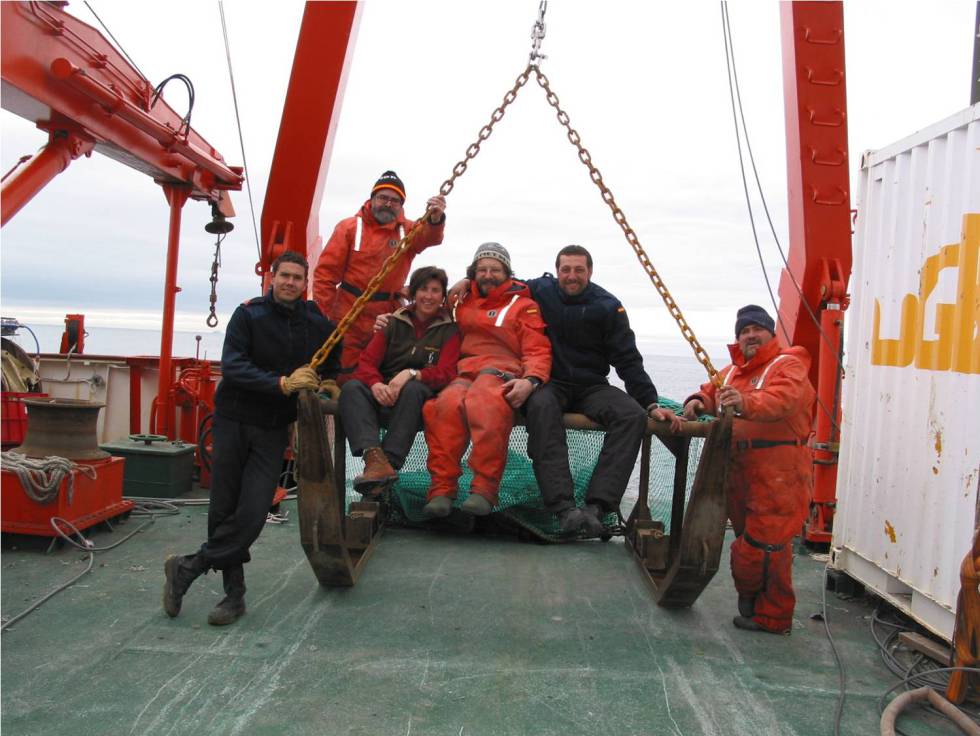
[208,565,246,626]
[555,507,601,537]
[422,496,454,518]
[733,616,789,635]
[162,553,208,618]
[738,595,756,618]
[460,493,493,516]
[556,507,587,535]
[580,504,608,537]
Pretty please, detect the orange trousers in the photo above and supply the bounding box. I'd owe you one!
[726,446,810,633]
[423,374,514,503]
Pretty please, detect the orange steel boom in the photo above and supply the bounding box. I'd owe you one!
[259,1,361,287]
[0,1,243,220]
[779,1,852,544]
[0,0,243,442]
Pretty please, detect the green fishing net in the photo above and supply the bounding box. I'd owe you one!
[341,396,704,541]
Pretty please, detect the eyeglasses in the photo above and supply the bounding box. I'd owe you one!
[373,194,402,206]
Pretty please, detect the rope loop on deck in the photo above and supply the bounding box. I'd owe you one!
[0,451,97,505]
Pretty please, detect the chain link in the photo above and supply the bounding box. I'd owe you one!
[309,67,535,370]
[531,69,720,385]
[206,234,222,328]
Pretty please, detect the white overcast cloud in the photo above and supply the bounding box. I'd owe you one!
[1,0,975,359]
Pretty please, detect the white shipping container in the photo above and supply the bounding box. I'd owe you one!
[832,103,980,641]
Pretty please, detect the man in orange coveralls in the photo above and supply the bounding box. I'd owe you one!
[421,243,552,518]
[652,305,814,635]
[312,171,447,377]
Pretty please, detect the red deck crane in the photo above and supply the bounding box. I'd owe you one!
[0,0,244,441]
[258,1,361,289]
[779,1,852,544]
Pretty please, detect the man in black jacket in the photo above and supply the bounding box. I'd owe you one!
[522,245,659,536]
[162,251,341,625]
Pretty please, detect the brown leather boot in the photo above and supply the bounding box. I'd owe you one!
[208,565,246,626]
[162,553,208,618]
[353,447,398,496]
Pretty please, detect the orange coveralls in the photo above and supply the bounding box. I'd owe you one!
[423,279,551,504]
[312,201,445,373]
[688,339,815,633]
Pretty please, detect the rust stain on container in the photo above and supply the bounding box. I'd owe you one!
[934,430,943,456]
[884,521,897,543]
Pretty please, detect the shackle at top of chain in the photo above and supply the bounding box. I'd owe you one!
[529,0,547,65]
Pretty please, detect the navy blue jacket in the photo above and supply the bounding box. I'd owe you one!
[525,274,658,408]
[215,292,341,428]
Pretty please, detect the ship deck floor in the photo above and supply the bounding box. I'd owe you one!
[0,495,959,736]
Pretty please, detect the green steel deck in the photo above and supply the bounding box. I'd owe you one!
[1,501,958,736]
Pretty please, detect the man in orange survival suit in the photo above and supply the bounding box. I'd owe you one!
[312,171,447,377]
[652,305,814,635]
[421,243,552,518]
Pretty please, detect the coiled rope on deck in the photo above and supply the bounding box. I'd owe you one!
[0,451,97,505]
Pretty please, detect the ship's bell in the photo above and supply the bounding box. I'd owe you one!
[15,398,110,461]
[204,210,234,235]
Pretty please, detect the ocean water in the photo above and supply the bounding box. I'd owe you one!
[5,322,227,364]
[7,323,724,403]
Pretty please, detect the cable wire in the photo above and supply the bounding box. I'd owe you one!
[0,512,155,633]
[15,322,42,359]
[820,565,848,736]
[869,601,980,733]
[721,3,848,374]
[2,154,34,184]
[150,73,196,136]
[218,0,263,262]
[82,1,149,82]
[878,667,980,736]
[719,2,842,435]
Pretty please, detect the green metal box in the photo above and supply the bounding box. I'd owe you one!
[99,435,195,498]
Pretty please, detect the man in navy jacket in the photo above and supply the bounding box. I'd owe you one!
[163,251,341,625]
[522,245,659,536]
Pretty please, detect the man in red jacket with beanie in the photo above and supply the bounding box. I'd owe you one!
[653,305,814,635]
[422,243,551,518]
[312,170,447,377]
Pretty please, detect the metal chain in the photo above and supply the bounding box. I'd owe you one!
[206,234,223,328]
[310,2,717,383]
[531,68,721,384]
[309,67,534,370]
[439,67,533,198]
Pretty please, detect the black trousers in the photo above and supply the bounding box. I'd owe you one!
[198,414,288,569]
[523,382,647,514]
[338,379,433,468]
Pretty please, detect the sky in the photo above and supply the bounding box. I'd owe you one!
[1,0,976,362]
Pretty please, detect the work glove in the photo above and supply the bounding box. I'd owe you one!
[280,365,319,395]
[318,379,341,401]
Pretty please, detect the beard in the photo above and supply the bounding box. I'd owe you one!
[372,205,397,224]
[477,278,501,296]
